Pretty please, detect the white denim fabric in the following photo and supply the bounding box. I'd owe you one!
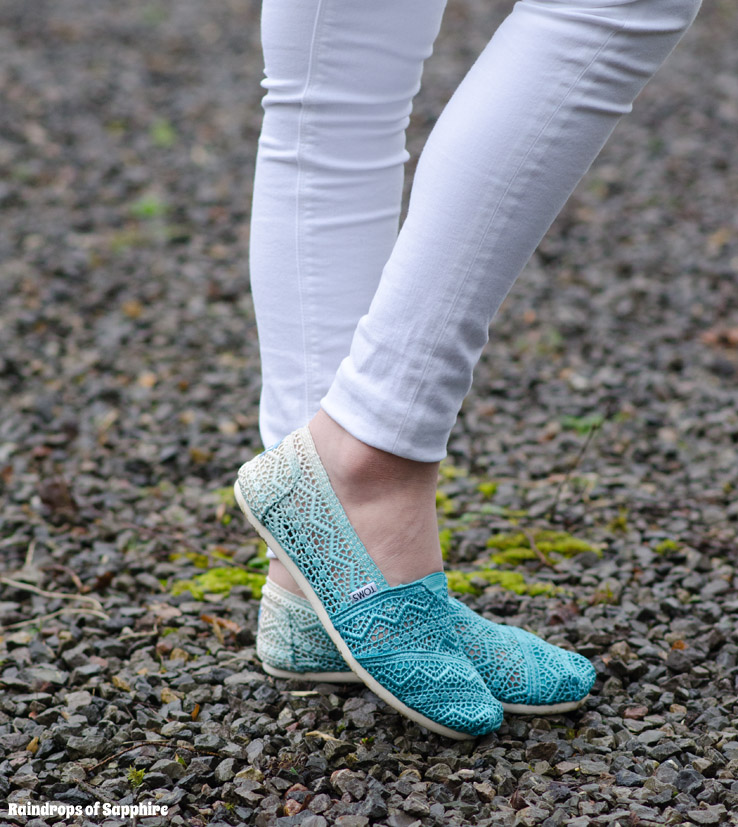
[250,0,701,461]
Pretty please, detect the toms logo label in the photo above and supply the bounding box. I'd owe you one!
[350,582,378,603]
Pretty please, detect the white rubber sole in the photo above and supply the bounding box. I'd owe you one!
[500,697,589,715]
[259,661,588,715]
[262,662,363,683]
[234,480,478,740]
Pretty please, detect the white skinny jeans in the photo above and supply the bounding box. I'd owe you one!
[250,0,701,462]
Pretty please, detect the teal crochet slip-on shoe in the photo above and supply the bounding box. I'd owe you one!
[235,426,503,740]
[258,576,595,716]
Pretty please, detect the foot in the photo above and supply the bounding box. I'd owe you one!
[258,577,597,714]
[235,424,503,738]
[274,408,443,592]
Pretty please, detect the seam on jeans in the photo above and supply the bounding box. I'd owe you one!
[390,6,629,458]
[295,0,328,426]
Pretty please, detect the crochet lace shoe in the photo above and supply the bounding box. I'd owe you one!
[258,577,595,715]
[235,426,503,739]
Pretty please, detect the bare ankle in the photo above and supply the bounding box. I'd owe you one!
[268,559,305,597]
[307,409,443,586]
[308,409,439,497]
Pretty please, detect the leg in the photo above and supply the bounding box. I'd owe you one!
[312,0,701,589]
[322,0,702,462]
[240,0,701,733]
[256,0,701,591]
[250,0,448,592]
[250,0,447,448]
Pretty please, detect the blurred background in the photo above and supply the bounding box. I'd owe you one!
[1,1,738,823]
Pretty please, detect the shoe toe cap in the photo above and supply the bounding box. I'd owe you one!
[359,652,504,735]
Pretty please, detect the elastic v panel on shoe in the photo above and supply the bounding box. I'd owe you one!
[237,427,389,616]
[331,581,458,659]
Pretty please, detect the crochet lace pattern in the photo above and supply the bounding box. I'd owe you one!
[238,427,388,617]
[257,579,350,674]
[258,578,595,709]
[237,427,503,736]
[450,598,595,708]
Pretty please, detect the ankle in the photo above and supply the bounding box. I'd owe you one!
[267,559,305,597]
[308,409,439,499]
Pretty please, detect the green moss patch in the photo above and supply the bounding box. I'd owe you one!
[654,538,680,555]
[486,530,599,566]
[447,568,560,597]
[476,481,498,500]
[560,413,604,434]
[439,528,453,561]
[435,489,456,516]
[170,567,265,600]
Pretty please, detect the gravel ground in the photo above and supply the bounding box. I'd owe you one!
[1,1,737,826]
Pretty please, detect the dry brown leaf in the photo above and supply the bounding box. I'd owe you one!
[305,730,342,743]
[122,299,143,318]
[700,326,738,348]
[200,614,241,634]
[137,371,157,388]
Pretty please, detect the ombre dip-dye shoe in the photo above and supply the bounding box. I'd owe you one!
[257,576,595,715]
[235,426,503,739]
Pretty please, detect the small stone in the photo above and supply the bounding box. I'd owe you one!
[64,690,93,710]
[563,818,589,827]
[526,742,559,763]
[721,741,738,760]
[70,663,103,682]
[246,739,264,764]
[9,766,38,790]
[614,770,644,787]
[308,794,332,814]
[650,742,681,762]
[425,762,452,782]
[686,804,727,825]
[637,729,665,746]
[215,758,236,782]
[330,769,366,800]
[23,666,69,688]
[675,768,704,795]
[66,734,107,757]
[284,817,327,827]
[149,759,186,780]
[235,767,264,783]
[386,813,421,827]
[194,733,225,750]
[334,817,369,827]
[515,806,551,827]
[578,758,609,776]
[473,781,496,802]
[282,799,303,817]
[643,777,676,805]
[323,739,355,761]
[402,793,429,817]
